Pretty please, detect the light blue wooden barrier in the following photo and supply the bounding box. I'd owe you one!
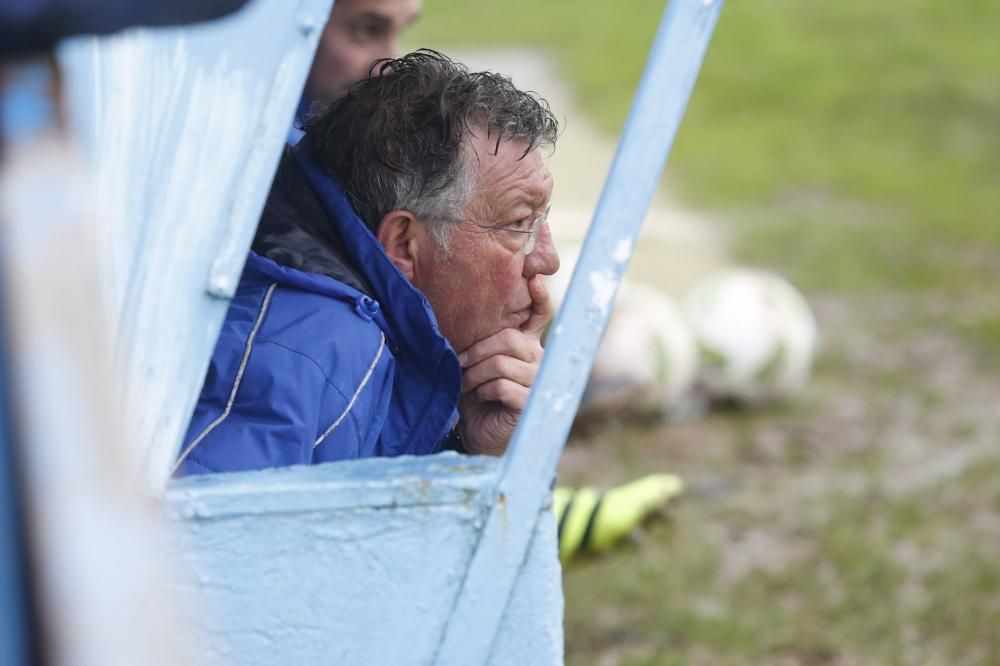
[50,0,724,663]
[57,0,335,491]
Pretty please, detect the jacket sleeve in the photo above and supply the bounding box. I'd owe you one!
[174,340,339,477]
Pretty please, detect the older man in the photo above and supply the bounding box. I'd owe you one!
[173,51,559,474]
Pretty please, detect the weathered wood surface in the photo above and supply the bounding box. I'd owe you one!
[167,454,563,665]
[57,0,334,492]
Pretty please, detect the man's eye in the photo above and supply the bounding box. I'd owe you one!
[349,21,387,40]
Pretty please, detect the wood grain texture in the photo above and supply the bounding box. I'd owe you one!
[57,0,334,491]
[167,454,562,665]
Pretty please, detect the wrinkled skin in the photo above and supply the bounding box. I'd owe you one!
[410,134,560,455]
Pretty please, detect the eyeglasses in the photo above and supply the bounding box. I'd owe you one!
[462,204,550,255]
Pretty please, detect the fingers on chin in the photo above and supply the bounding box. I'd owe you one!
[475,378,528,408]
[464,356,537,390]
[465,331,542,366]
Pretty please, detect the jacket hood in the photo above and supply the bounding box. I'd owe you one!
[253,148,373,295]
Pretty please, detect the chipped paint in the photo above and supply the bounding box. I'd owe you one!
[58,0,332,492]
[612,238,633,263]
[588,269,620,316]
[166,456,562,664]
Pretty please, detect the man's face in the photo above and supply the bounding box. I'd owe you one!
[412,134,560,355]
[304,0,422,104]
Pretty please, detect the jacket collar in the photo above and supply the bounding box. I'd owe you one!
[253,148,372,294]
[290,143,458,373]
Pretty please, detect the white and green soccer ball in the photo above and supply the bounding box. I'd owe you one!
[682,268,818,404]
[581,282,699,418]
[547,246,698,418]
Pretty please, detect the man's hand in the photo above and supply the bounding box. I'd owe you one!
[457,276,554,455]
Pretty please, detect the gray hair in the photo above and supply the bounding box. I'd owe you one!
[305,49,559,253]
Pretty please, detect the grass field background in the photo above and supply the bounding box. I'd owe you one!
[409,2,1000,664]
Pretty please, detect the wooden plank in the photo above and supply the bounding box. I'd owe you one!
[432,1,725,662]
[56,0,334,491]
[167,456,497,665]
[167,454,564,664]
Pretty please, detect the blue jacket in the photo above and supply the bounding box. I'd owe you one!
[174,145,462,476]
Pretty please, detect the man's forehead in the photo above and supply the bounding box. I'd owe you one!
[467,136,553,208]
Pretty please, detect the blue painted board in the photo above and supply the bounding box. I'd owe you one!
[168,454,563,665]
[57,0,335,491]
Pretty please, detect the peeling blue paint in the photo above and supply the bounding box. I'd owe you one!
[167,454,562,665]
[57,0,336,491]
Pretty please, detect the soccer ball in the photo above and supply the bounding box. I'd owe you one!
[681,268,818,403]
[580,282,699,418]
[545,244,699,418]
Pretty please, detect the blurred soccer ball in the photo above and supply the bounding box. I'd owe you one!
[581,282,699,418]
[682,268,817,403]
[547,246,698,417]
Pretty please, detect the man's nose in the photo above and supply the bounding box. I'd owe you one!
[523,224,560,278]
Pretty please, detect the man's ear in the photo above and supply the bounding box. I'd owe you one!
[376,210,421,280]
